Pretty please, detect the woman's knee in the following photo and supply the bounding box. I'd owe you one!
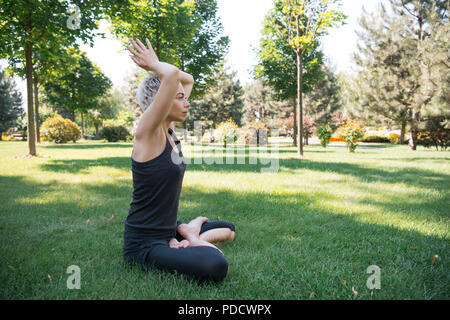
[199,250,229,282]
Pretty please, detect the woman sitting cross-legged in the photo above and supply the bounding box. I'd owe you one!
[123,38,235,282]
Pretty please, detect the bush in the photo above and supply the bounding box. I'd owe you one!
[317,124,333,147]
[99,125,130,142]
[360,133,390,143]
[388,133,400,144]
[417,116,450,151]
[336,119,365,152]
[40,116,81,143]
[215,118,239,147]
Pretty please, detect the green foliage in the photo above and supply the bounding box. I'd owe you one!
[304,65,342,126]
[43,48,112,119]
[282,0,347,54]
[40,116,81,143]
[242,78,293,126]
[317,124,333,147]
[109,0,229,99]
[188,63,244,131]
[255,0,326,101]
[0,67,24,137]
[417,116,450,151]
[353,0,449,150]
[99,126,130,142]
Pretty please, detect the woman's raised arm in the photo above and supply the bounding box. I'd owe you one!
[128,38,180,138]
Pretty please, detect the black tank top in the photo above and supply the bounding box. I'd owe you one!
[124,127,186,239]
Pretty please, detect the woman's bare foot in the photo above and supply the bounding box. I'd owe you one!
[188,216,208,236]
[177,216,208,242]
[177,217,223,255]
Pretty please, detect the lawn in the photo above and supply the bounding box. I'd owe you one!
[0,139,448,299]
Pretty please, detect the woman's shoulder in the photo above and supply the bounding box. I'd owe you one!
[131,126,167,163]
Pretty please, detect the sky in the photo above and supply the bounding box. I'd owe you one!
[3,0,388,107]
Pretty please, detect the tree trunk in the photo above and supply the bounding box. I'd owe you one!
[400,120,406,144]
[25,41,36,156]
[95,123,99,139]
[297,51,304,157]
[81,112,85,138]
[293,96,297,147]
[33,77,40,143]
[408,108,419,151]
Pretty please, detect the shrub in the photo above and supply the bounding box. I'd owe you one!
[388,133,400,144]
[215,118,240,148]
[1,135,14,141]
[40,116,81,143]
[360,133,390,143]
[336,119,365,152]
[317,124,333,147]
[99,125,130,142]
[417,116,450,151]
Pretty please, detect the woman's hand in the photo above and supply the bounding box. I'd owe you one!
[127,38,159,71]
[169,238,190,249]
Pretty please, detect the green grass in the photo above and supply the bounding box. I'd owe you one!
[0,139,448,299]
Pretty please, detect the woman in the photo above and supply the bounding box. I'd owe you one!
[123,38,235,282]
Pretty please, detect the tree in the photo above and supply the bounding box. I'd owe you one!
[303,65,342,128]
[86,87,125,139]
[43,48,112,138]
[242,78,293,128]
[0,0,129,156]
[254,0,327,148]
[280,0,346,157]
[188,62,244,131]
[109,0,229,99]
[0,67,24,139]
[354,0,449,150]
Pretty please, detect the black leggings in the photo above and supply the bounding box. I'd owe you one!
[123,220,235,282]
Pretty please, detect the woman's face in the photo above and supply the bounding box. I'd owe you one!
[169,82,190,122]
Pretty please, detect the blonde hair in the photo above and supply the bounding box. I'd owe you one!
[136,72,161,112]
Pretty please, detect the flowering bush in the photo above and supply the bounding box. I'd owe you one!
[303,117,315,141]
[40,116,81,143]
[388,133,400,144]
[276,116,293,137]
[1,135,14,141]
[336,119,365,152]
[332,113,346,127]
[215,118,239,147]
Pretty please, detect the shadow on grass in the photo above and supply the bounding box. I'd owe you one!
[41,142,132,149]
[39,157,131,173]
[37,143,449,194]
[0,174,448,299]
